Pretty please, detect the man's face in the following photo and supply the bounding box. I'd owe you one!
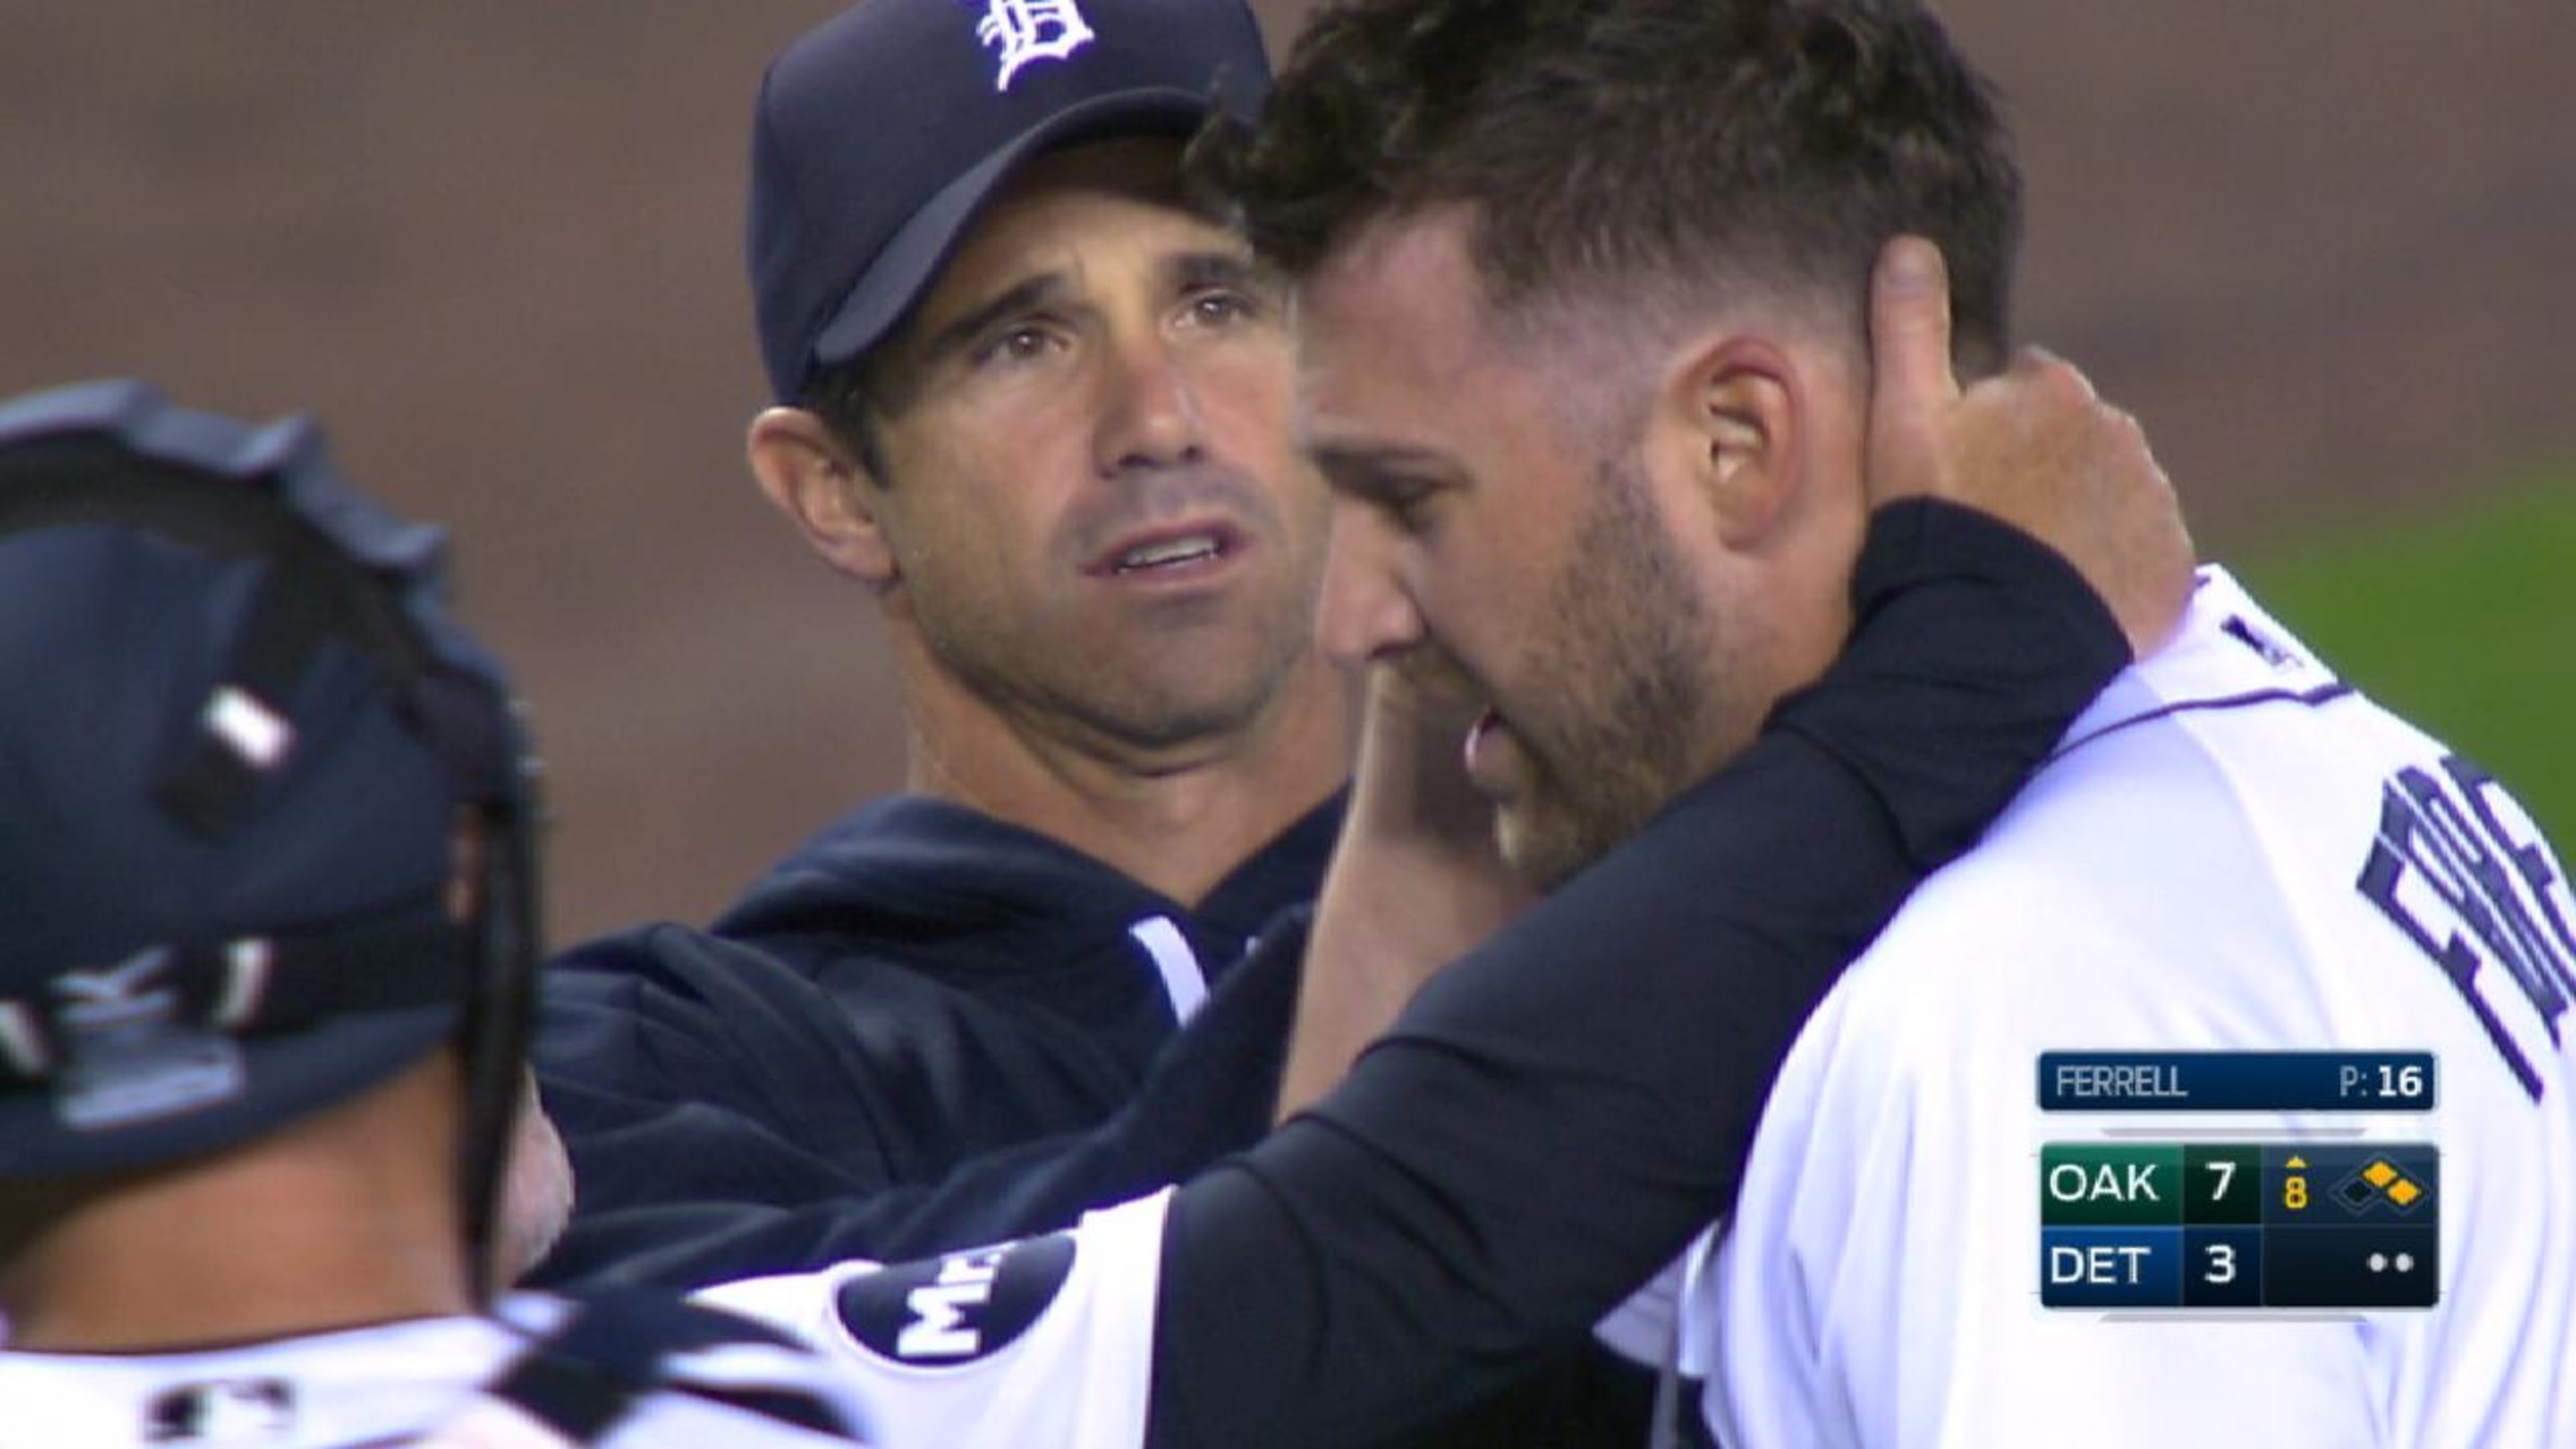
[860,138,1327,758]
[1300,214,1740,891]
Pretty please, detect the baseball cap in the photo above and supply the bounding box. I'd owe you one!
[0,381,527,1177]
[748,0,1272,400]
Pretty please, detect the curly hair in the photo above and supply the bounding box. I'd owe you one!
[1197,0,2022,376]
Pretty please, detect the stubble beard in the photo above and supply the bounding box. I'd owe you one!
[913,542,1325,762]
[1497,450,1724,893]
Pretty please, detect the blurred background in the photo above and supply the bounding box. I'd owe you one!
[8,2,2569,941]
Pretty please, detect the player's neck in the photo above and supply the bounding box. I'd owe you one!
[0,1060,473,1353]
[902,651,1353,906]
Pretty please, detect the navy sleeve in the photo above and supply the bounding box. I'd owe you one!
[1146,500,2128,1446]
[535,935,891,1217]
[528,912,1311,1289]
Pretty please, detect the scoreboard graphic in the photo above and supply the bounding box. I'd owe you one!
[2037,1052,2440,1312]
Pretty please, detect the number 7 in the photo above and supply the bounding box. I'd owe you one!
[2205,1159,2236,1199]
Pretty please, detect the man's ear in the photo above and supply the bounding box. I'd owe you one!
[1648,336,1801,550]
[746,407,899,585]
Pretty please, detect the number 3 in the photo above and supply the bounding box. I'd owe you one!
[2205,1243,2237,1285]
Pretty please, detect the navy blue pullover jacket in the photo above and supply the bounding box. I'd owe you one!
[530,792,1338,1286]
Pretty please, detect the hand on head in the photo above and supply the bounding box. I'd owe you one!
[1864,236,2196,658]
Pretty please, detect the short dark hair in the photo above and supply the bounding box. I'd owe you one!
[796,359,891,484]
[1203,0,2022,374]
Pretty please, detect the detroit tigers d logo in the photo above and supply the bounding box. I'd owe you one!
[969,0,1096,91]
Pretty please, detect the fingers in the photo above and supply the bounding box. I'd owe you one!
[1352,662,1492,837]
[1867,281,2196,662]
[1864,236,1960,506]
[2003,344,2097,406]
[492,1077,575,1288]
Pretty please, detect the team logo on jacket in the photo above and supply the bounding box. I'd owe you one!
[968,0,1094,91]
[834,1233,1077,1364]
[145,1379,294,1443]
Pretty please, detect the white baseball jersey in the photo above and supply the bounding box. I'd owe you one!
[699,1190,1171,1449]
[0,1291,873,1448]
[1679,567,2576,1446]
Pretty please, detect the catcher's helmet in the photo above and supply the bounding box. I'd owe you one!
[0,381,542,1284]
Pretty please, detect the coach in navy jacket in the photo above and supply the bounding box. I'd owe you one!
[533,796,1333,1283]
[528,0,1353,1288]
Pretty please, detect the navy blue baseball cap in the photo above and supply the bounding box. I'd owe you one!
[748,0,1271,401]
[0,381,527,1177]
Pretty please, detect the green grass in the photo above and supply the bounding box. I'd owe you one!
[2231,463,2576,844]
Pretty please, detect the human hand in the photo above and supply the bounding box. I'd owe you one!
[1864,236,2196,657]
[1342,662,1524,909]
[1275,663,1533,1119]
[489,1070,574,1290]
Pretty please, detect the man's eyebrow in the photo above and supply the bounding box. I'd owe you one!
[1168,249,1274,293]
[1306,441,1461,497]
[917,273,1067,363]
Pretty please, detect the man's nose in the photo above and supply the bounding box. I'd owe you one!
[1317,498,1424,666]
[1094,332,1207,474]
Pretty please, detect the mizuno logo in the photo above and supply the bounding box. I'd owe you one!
[55,947,177,1029]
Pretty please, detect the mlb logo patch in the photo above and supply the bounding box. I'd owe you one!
[146,1379,294,1444]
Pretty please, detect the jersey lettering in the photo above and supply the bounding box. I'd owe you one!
[896,1249,1006,1359]
[2359,755,2576,1099]
[834,1232,1078,1367]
